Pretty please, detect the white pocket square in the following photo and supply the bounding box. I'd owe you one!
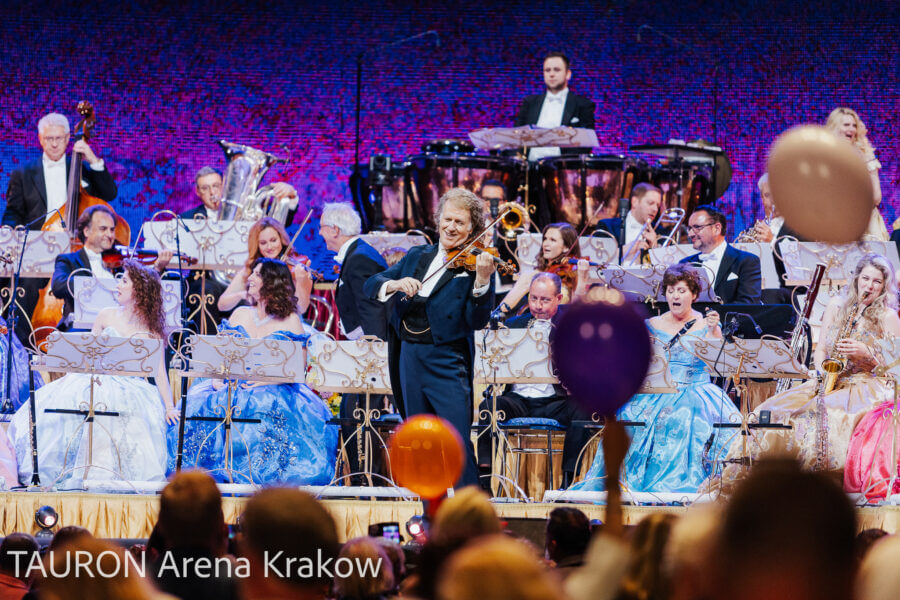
[570,117,580,124]
[453,272,469,279]
[727,272,739,281]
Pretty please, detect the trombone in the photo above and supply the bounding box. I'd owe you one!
[622,207,686,265]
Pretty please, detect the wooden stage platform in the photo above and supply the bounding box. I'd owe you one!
[2,490,900,541]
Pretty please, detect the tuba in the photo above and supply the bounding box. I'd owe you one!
[217,140,291,223]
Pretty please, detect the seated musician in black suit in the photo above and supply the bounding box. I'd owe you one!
[594,183,666,263]
[180,166,300,223]
[679,205,762,304]
[52,205,170,332]
[476,272,589,490]
[515,52,595,161]
[2,112,118,346]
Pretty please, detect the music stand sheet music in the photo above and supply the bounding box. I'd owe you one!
[875,338,900,381]
[599,264,717,303]
[180,334,306,384]
[474,324,557,384]
[639,336,677,393]
[144,219,251,271]
[72,275,183,330]
[34,332,163,377]
[0,228,70,278]
[687,336,808,379]
[649,242,780,289]
[306,336,391,394]
[781,241,900,286]
[359,233,428,255]
[516,233,617,271]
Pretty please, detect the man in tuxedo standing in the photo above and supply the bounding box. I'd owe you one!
[364,188,496,488]
[679,205,761,304]
[2,112,118,346]
[595,183,665,263]
[515,52,596,162]
[319,202,389,484]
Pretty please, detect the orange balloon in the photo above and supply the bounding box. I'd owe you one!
[388,415,464,499]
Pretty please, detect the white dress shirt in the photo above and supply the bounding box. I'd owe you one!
[42,154,68,215]
[83,248,115,279]
[334,236,360,266]
[205,207,219,221]
[624,211,644,247]
[697,240,728,284]
[528,88,568,161]
[335,236,363,339]
[511,319,555,398]
[769,216,784,247]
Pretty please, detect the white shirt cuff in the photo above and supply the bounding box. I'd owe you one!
[472,282,489,297]
[89,159,105,171]
[377,282,396,302]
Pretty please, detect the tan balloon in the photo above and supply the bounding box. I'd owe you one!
[767,125,873,244]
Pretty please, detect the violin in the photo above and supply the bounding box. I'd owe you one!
[102,246,198,270]
[446,239,517,275]
[283,250,323,281]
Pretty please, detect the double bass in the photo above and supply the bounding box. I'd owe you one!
[30,102,131,350]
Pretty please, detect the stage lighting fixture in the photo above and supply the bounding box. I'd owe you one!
[34,506,58,540]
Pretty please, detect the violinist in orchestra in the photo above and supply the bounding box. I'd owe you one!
[50,205,171,332]
[2,113,118,346]
[217,216,313,315]
[496,222,589,318]
[363,188,496,487]
[678,205,762,304]
[476,272,591,490]
[594,183,666,263]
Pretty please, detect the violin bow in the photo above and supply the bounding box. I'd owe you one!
[280,209,313,261]
[417,207,513,288]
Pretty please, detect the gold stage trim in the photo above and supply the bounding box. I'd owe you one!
[1,492,898,541]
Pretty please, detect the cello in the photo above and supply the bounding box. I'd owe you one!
[30,102,131,350]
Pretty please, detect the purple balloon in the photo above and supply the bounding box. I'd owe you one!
[550,301,651,416]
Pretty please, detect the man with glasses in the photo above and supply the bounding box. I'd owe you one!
[679,205,761,304]
[1,112,118,346]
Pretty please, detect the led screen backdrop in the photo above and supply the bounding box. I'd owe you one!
[0,1,896,265]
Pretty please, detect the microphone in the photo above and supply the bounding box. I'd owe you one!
[617,197,630,249]
[664,319,697,350]
[636,24,650,42]
[489,305,506,323]
[489,198,499,219]
[729,312,763,336]
[431,30,441,48]
[722,316,739,342]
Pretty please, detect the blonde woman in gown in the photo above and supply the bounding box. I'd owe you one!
[825,107,887,241]
[721,254,900,478]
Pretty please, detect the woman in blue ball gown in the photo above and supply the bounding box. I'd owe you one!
[170,258,337,485]
[573,264,739,493]
[9,261,178,488]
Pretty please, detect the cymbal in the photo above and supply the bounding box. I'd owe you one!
[469,126,599,150]
[629,140,723,161]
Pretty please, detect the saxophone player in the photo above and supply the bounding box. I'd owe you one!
[718,254,900,482]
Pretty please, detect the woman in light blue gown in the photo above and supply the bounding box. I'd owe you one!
[573,264,739,493]
[9,261,178,488]
[169,258,337,485]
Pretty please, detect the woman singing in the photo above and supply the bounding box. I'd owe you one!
[726,254,900,480]
[172,258,337,485]
[825,107,887,241]
[8,261,177,487]
[496,222,589,317]
[572,264,739,493]
[218,216,313,314]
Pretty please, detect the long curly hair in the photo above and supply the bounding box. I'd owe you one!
[536,222,581,270]
[123,260,166,338]
[831,253,898,344]
[245,217,291,271]
[825,107,875,157]
[251,258,298,319]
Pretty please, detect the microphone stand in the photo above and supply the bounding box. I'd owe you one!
[352,30,440,230]
[617,198,630,265]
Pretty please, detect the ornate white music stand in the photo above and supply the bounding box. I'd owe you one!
[174,332,306,484]
[31,331,163,489]
[598,263,717,305]
[687,335,806,483]
[649,242,780,290]
[780,241,900,287]
[71,273,183,330]
[305,335,397,488]
[474,322,562,500]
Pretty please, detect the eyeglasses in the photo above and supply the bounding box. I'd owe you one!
[687,223,715,233]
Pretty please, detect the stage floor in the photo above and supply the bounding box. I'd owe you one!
[3,490,900,541]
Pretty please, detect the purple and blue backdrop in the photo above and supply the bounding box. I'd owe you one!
[1,1,896,269]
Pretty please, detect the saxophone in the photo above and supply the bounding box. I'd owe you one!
[821,295,867,395]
